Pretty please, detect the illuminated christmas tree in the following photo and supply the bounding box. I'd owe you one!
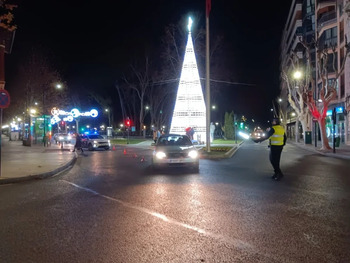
[169,18,206,143]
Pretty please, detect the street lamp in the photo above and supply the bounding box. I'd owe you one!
[42,83,63,146]
[293,70,302,80]
[105,109,111,127]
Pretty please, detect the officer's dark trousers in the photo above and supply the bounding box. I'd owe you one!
[269,145,283,175]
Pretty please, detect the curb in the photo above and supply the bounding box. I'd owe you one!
[200,141,244,159]
[289,142,350,160]
[0,153,77,185]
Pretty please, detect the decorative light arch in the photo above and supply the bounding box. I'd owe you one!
[50,107,99,124]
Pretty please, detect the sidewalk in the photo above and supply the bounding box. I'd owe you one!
[0,135,76,185]
[288,140,350,160]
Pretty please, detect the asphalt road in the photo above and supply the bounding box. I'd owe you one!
[1,141,349,263]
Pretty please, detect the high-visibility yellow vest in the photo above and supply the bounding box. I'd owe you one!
[269,125,285,146]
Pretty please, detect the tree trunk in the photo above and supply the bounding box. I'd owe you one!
[299,116,311,144]
[300,119,307,140]
[318,118,331,150]
[295,119,299,143]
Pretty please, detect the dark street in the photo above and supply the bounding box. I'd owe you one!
[1,141,349,262]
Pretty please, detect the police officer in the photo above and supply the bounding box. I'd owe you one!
[253,118,286,181]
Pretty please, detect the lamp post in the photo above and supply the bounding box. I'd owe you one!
[105,108,111,127]
[42,83,62,146]
[29,108,37,146]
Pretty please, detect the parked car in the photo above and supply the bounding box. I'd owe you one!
[81,134,110,151]
[53,133,72,144]
[152,134,199,171]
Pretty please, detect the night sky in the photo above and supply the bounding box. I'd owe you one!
[6,0,292,128]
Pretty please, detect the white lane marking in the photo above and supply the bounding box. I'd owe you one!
[60,180,287,261]
[60,179,252,251]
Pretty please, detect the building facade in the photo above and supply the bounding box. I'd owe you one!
[281,0,350,145]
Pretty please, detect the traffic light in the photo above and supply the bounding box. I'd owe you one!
[125,118,131,128]
[60,121,66,129]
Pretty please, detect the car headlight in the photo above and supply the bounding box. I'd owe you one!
[262,133,265,137]
[188,150,198,159]
[59,136,64,140]
[155,152,166,159]
[93,140,98,144]
[67,136,72,140]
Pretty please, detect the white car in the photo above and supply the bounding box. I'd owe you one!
[81,134,111,151]
[152,134,199,171]
[53,133,72,144]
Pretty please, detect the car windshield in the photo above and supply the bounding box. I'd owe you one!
[157,135,192,146]
[87,135,104,139]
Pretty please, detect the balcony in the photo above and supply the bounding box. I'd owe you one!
[317,11,336,32]
[345,2,350,16]
[317,0,336,5]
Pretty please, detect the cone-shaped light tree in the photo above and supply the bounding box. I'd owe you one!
[170,17,206,142]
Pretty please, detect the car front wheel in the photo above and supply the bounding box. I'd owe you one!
[88,144,94,151]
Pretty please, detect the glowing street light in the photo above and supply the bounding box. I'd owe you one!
[293,70,302,80]
[105,108,111,127]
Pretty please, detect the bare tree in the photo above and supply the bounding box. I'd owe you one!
[282,35,350,150]
[302,37,350,150]
[148,81,175,130]
[115,17,228,135]
[281,48,312,136]
[6,48,68,122]
[122,56,152,134]
[0,0,17,32]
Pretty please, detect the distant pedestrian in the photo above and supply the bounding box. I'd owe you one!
[253,118,286,181]
[73,133,84,153]
[153,129,157,143]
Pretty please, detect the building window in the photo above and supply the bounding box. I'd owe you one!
[325,27,337,47]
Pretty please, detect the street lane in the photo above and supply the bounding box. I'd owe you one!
[1,141,349,262]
